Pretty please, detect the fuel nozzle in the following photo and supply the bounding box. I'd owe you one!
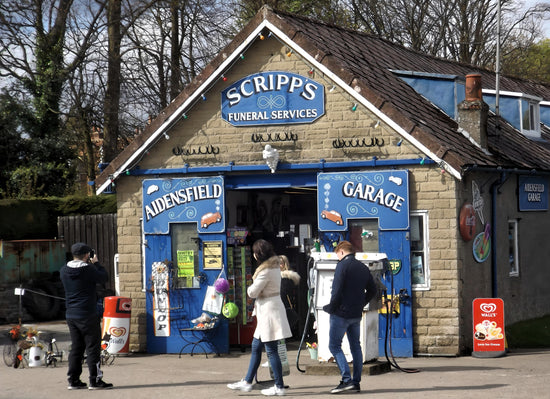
[398,288,410,304]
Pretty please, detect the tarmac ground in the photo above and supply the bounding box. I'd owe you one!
[1,321,549,399]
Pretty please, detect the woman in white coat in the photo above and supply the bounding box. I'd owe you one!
[227,239,292,396]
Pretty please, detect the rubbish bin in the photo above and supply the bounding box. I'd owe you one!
[102,296,132,355]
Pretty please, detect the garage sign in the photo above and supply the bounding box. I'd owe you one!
[318,171,409,231]
[142,177,225,234]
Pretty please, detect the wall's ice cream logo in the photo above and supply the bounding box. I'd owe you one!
[479,303,496,314]
[109,327,127,338]
[474,320,503,341]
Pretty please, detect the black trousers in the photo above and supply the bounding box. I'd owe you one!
[66,315,102,383]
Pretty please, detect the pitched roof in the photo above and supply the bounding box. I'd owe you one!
[96,6,550,194]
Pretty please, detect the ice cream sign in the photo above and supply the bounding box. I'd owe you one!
[221,71,324,126]
[317,171,409,231]
[472,298,506,358]
[142,177,224,234]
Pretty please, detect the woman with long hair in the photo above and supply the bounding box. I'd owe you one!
[227,239,291,396]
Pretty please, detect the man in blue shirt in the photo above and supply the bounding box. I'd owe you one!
[323,240,377,394]
[60,242,113,390]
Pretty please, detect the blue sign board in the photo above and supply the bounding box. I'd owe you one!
[318,171,409,231]
[221,71,325,126]
[143,177,225,234]
[518,175,548,211]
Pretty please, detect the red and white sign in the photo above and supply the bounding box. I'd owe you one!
[152,261,171,337]
[459,203,476,241]
[472,298,505,357]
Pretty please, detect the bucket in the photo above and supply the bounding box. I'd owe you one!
[28,346,43,367]
[308,348,318,360]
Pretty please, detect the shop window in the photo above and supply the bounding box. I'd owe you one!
[411,211,430,290]
[508,220,520,277]
[171,223,200,288]
[349,219,379,253]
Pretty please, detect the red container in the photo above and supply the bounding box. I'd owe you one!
[102,296,132,354]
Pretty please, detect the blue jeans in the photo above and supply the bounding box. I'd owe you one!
[244,337,284,388]
[328,314,363,384]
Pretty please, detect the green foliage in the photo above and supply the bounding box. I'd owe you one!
[0,87,80,199]
[57,195,117,215]
[502,39,550,84]
[506,314,550,348]
[0,195,117,240]
[6,163,77,199]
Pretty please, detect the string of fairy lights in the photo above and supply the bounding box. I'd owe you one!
[107,27,442,188]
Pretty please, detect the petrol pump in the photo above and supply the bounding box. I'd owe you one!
[309,251,387,363]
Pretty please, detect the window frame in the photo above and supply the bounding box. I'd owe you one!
[508,219,520,277]
[410,210,430,291]
[520,98,541,138]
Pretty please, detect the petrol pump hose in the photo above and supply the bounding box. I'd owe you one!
[383,261,420,373]
[296,256,316,373]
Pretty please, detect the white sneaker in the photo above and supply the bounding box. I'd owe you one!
[227,379,253,392]
[261,385,286,396]
[261,361,269,368]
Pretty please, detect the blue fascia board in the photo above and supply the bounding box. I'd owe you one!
[125,158,435,178]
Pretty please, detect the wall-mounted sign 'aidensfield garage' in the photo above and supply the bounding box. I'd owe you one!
[143,177,225,234]
[518,175,548,211]
[221,71,325,126]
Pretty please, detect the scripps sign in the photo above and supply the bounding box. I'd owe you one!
[221,71,325,126]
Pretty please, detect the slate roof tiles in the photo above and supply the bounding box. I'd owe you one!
[96,6,550,192]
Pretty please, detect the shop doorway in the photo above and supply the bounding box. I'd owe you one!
[225,187,317,345]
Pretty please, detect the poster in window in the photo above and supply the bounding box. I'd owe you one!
[203,241,223,269]
[177,250,195,277]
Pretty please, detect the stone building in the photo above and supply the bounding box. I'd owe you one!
[96,6,550,356]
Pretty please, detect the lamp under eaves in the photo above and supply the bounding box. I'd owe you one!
[263,144,279,173]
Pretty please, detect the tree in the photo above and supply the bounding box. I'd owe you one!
[103,0,122,164]
[502,38,550,83]
[0,90,32,197]
[234,0,353,27]
[0,0,106,197]
[122,0,234,118]
[347,0,546,67]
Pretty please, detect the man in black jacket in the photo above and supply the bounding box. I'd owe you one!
[323,240,377,394]
[60,242,113,390]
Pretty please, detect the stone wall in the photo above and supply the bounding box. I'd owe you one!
[409,169,461,355]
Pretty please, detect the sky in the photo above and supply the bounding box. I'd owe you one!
[523,0,550,38]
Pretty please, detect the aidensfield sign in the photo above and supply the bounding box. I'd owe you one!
[221,71,325,126]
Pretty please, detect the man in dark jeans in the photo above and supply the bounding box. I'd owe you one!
[323,240,377,394]
[60,242,113,390]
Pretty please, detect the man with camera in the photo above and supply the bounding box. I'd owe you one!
[60,242,113,390]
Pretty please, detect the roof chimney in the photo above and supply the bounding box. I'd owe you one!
[458,74,489,149]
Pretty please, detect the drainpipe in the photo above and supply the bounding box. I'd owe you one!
[490,172,509,298]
